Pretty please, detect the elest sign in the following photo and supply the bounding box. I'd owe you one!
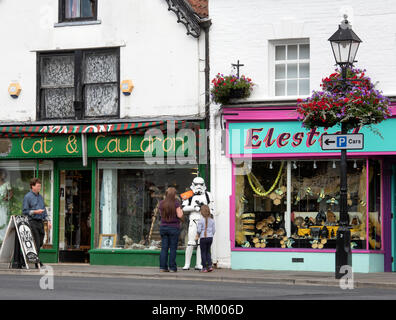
[321,133,364,150]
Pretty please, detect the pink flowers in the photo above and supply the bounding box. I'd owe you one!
[297,68,391,131]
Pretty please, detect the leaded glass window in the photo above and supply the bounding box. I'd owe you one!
[38,48,119,120]
[83,51,119,117]
[40,55,75,119]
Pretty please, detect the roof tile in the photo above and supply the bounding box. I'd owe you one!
[186,0,208,18]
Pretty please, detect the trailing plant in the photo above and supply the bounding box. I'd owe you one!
[296,68,391,133]
[211,73,254,105]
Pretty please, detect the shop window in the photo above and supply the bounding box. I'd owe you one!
[97,161,198,250]
[0,161,53,249]
[271,40,310,96]
[59,0,97,22]
[38,48,119,120]
[369,159,382,250]
[235,159,372,250]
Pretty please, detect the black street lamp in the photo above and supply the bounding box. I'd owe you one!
[328,15,362,279]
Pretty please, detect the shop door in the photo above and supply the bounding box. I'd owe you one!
[392,165,396,271]
[59,170,91,263]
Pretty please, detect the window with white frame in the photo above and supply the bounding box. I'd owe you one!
[273,41,310,96]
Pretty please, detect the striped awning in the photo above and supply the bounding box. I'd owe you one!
[0,120,200,137]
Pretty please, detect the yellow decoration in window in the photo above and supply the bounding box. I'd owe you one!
[246,161,284,197]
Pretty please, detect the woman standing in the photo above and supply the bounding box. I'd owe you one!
[159,187,184,272]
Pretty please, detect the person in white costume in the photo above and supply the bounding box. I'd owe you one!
[182,177,214,270]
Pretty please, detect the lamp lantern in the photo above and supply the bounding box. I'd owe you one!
[328,15,362,67]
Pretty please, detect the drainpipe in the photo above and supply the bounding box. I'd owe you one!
[200,18,212,186]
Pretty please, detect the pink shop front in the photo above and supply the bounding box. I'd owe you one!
[224,103,396,273]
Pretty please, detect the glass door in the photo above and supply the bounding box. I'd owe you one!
[59,169,91,262]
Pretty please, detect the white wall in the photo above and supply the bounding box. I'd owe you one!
[210,0,396,101]
[0,0,205,122]
[209,0,396,268]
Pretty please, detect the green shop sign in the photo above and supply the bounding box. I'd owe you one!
[0,134,191,159]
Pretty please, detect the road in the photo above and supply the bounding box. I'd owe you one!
[0,274,396,300]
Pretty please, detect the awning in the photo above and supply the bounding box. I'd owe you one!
[0,120,200,137]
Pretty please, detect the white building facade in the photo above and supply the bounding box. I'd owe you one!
[0,0,211,266]
[209,0,396,272]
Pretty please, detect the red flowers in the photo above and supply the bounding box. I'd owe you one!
[211,73,254,105]
[297,68,391,131]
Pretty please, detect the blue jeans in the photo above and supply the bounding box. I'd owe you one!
[199,237,213,269]
[160,225,180,271]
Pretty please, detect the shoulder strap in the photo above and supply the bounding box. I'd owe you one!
[205,191,210,204]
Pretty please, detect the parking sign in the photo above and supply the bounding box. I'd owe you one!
[337,136,347,148]
[321,134,364,150]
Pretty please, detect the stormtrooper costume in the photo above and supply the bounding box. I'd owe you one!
[182,177,214,270]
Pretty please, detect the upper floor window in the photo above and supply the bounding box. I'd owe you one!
[59,0,97,22]
[272,40,310,97]
[37,48,119,120]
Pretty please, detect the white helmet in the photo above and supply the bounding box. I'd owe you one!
[191,177,206,195]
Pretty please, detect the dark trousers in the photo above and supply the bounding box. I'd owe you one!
[29,219,45,254]
[199,237,213,269]
[160,225,180,271]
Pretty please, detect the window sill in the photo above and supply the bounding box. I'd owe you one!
[54,20,101,28]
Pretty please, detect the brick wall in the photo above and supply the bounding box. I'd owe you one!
[187,0,208,18]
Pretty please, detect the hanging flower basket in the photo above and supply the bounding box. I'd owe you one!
[296,68,391,132]
[211,73,254,105]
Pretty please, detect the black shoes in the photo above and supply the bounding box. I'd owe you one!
[35,262,44,269]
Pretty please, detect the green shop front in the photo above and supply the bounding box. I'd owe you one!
[0,121,204,266]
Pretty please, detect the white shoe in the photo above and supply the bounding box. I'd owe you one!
[194,265,203,270]
[182,265,190,270]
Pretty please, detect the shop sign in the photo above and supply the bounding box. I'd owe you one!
[228,118,396,155]
[0,134,191,159]
[87,134,189,157]
[0,135,82,158]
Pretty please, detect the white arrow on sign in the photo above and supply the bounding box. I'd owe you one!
[321,133,364,150]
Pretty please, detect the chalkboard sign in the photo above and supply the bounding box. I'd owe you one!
[0,215,40,269]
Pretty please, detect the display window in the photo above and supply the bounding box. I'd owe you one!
[234,159,380,251]
[96,161,198,250]
[0,161,54,249]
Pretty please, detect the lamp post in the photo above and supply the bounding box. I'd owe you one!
[328,15,362,279]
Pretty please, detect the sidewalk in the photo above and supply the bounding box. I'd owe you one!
[1,263,396,289]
